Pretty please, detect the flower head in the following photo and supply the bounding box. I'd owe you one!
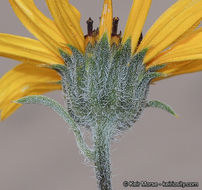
[0,0,202,120]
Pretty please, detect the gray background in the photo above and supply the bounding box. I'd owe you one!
[0,0,202,190]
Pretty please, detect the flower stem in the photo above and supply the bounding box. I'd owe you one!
[93,124,112,190]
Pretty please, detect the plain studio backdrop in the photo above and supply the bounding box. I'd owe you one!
[0,0,202,190]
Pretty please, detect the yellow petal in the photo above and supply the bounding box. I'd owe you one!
[0,33,63,64]
[148,29,202,66]
[171,61,202,75]
[1,83,61,120]
[99,0,113,41]
[1,104,21,121]
[70,3,81,21]
[46,0,85,52]
[1,85,60,121]
[139,0,193,49]
[9,0,67,55]
[138,0,202,63]
[153,60,202,82]
[0,62,61,101]
[122,0,152,53]
[0,62,61,120]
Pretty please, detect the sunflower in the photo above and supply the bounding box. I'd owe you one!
[0,0,202,120]
[1,1,202,189]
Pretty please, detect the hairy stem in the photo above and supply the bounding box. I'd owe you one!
[16,95,94,161]
[93,124,112,190]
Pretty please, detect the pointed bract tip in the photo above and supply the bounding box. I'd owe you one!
[174,114,179,118]
[13,99,23,104]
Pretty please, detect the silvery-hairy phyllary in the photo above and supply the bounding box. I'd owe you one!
[0,0,202,190]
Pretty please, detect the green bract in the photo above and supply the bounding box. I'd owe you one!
[56,35,175,133]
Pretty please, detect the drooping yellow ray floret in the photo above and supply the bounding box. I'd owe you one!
[0,0,202,120]
[122,0,152,53]
[0,63,61,120]
[45,0,85,52]
[0,33,63,64]
[138,0,202,63]
[150,28,202,81]
[153,60,202,82]
[9,0,68,55]
[99,0,113,41]
[150,29,202,66]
